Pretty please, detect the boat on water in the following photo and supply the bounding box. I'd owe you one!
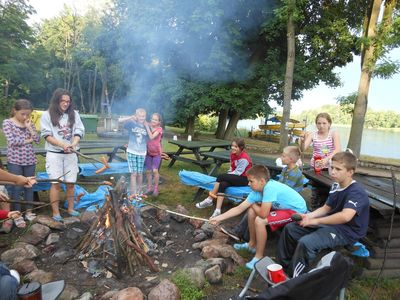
[250,115,306,143]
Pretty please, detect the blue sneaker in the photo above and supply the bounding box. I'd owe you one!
[68,210,80,217]
[52,215,63,222]
[233,242,256,254]
[245,257,261,270]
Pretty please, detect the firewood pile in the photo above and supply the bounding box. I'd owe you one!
[75,176,158,278]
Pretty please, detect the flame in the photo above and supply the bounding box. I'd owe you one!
[105,212,111,228]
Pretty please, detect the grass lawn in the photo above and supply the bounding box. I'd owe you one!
[0,129,399,299]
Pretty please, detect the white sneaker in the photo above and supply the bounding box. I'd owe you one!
[25,212,36,222]
[196,197,213,209]
[210,209,221,218]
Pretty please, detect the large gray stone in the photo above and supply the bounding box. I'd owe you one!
[1,246,39,265]
[59,284,79,300]
[77,292,93,300]
[183,267,206,289]
[200,222,214,236]
[171,205,189,223]
[111,287,144,300]
[46,233,60,245]
[12,259,37,275]
[148,279,180,300]
[34,215,65,230]
[204,265,223,284]
[26,269,54,284]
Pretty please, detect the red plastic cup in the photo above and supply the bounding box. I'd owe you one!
[267,263,286,284]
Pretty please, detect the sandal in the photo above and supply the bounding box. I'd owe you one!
[68,210,80,217]
[52,215,63,222]
[0,220,13,233]
[14,216,26,228]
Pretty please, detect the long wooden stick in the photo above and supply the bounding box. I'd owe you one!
[70,149,107,165]
[143,200,209,222]
[2,199,46,206]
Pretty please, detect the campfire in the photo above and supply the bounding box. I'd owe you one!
[75,176,158,278]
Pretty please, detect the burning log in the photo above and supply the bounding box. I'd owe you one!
[75,176,158,277]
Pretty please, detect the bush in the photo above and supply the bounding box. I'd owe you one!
[171,270,205,300]
[196,114,217,132]
[0,97,15,117]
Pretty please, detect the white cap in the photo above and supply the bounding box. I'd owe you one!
[10,269,20,284]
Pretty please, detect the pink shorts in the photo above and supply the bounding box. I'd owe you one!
[267,209,297,231]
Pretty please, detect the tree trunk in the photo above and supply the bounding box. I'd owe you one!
[215,109,228,139]
[3,79,9,98]
[90,67,98,114]
[347,0,385,156]
[223,111,240,140]
[76,68,86,113]
[279,0,296,151]
[185,116,195,136]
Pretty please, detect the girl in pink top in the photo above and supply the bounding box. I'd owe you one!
[301,112,341,170]
[300,112,341,210]
[2,99,39,221]
[144,113,163,196]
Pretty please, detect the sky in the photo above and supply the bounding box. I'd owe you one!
[29,0,400,114]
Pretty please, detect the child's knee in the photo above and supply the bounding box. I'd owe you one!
[255,216,267,226]
[247,207,256,218]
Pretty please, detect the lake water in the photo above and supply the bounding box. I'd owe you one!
[237,119,400,159]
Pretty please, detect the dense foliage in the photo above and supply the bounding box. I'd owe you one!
[297,104,400,129]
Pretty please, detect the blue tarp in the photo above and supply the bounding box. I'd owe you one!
[33,172,112,210]
[179,170,251,203]
[79,162,129,177]
[62,184,111,210]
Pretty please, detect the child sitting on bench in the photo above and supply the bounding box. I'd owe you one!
[277,151,369,276]
[210,165,307,269]
[195,138,252,218]
[222,145,306,241]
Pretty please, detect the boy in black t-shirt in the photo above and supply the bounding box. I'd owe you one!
[277,151,370,276]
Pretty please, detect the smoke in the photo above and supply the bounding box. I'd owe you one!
[111,0,277,117]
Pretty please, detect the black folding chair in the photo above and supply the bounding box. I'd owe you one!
[238,251,352,300]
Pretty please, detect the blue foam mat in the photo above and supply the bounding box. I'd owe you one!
[179,170,250,203]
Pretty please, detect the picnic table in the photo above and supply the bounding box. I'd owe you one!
[201,150,284,177]
[167,139,231,173]
[0,141,127,164]
[303,169,399,216]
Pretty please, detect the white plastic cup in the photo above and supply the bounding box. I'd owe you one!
[173,135,177,141]
[188,135,192,141]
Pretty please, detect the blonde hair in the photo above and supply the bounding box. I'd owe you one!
[136,108,146,116]
[284,145,301,161]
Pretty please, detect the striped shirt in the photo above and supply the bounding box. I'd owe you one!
[279,165,305,192]
[311,130,335,168]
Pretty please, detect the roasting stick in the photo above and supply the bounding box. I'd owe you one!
[70,149,110,174]
[142,200,209,222]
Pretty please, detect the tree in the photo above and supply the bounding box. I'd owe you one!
[279,0,297,150]
[347,0,399,156]
[0,0,35,99]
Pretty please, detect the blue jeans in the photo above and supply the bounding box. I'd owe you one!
[7,163,35,211]
[0,263,18,300]
[277,222,349,276]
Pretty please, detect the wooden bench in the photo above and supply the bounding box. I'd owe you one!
[171,155,213,173]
